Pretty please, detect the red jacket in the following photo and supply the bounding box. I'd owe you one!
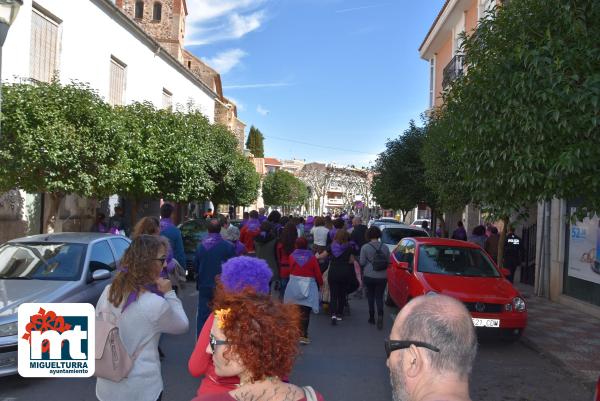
[239,222,260,253]
[289,253,323,287]
[276,243,293,279]
[188,314,240,395]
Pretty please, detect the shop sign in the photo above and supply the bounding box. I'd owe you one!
[568,215,600,285]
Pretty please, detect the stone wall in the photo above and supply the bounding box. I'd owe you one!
[117,0,186,62]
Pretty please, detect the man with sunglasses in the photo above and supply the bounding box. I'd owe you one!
[386,294,477,401]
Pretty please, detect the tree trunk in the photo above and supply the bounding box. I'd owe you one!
[497,217,509,268]
[44,193,64,233]
[131,199,139,228]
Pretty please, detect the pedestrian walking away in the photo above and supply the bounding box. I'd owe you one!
[284,237,324,345]
[193,218,235,335]
[95,235,189,401]
[484,226,500,263]
[277,222,298,298]
[254,220,279,292]
[191,290,326,401]
[159,203,186,269]
[504,225,523,283]
[360,225,391,330]
[321,229,359,325]
[451,221,468,241]
[468,225,487,249]
[387,294,477,401]
[188,256,272,396]
[239,210,261,255]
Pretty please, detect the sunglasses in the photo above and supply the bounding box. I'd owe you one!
[153,257,167,265]
[384,340,440,358]
[209,333,229,352]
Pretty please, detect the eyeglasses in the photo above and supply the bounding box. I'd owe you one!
[153,257,167,265]
[209,333,229,352]
[384,340,440,358]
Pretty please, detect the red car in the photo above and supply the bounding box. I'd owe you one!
[385,237,527,339]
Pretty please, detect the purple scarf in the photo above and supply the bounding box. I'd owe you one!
[291,249,314,268]
[234,240,247,256]
[202,233,224,250]
[331,241,349,258]
[258,215,267,223]
[97,223,107,233]
[122,284,164,312]
[245,218,260,232]
[160,217,174,232]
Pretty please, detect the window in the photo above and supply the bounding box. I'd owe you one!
[135,0,144,19]
[417,245,500,277]
[393,240,415,269]
[109,56,127,106]
[162,88,172,110]
[429,57,435,108]
[109,238,130,263]
[153,2,162,21]
[89,240,116,272]
[30,5,61,82]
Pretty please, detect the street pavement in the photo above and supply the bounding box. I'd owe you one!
[0,284,594,401]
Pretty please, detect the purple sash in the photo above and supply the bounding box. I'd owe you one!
[331,241,349,258]
[202,233,224,250]
[245,218,260,232]
[122,284,164,312]
[160,217,174,232]
[291,249,314,268]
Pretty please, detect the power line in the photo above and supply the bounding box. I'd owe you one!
[264,134,378,156]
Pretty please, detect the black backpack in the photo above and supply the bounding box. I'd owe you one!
[369,243,388,271]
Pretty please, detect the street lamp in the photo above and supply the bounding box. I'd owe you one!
[0,0,22,136]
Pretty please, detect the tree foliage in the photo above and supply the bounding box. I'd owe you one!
[262,170,308,208]
[372,120,435,213]
[433,0,600,217]
[245,125,265,158]
[0,80,126,231]
[212,153,260,207]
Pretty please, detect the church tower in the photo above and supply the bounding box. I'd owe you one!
[115,0,187,62]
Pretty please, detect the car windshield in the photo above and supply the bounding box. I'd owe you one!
[0,242,86,281]
[180,220,208,253]
[417,245,500,277]
[381,228,428,245]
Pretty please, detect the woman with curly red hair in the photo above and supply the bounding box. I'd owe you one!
[191,290,325,401]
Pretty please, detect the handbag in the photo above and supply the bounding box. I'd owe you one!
[303,386,318,401]
[95,311,153,382]
[168,259,187,286]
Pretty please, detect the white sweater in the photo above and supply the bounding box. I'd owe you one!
[95,285,189,401]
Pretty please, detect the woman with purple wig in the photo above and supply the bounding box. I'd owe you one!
[188,256,272,396]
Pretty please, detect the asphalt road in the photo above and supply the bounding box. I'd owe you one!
[0,285,593,401]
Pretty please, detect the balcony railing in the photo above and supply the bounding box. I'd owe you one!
[442,54,464,88]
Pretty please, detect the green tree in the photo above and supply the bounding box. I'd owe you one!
[262,170,308,210]
[245,126,264,158]
[430,0,600,263]
[372,120,436,221]
[0,80,126,232]
[211,153,260,207]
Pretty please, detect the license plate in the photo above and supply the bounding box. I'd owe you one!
[472,318,500,328]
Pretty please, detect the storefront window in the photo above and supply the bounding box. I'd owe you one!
[563,205,600,307]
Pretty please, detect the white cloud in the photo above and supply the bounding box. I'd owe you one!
[335,3,390,13]
[205,49,247,74]
[256,105,270,116]
[185,0,269,46]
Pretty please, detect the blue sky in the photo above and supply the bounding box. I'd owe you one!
[185,0,444,167]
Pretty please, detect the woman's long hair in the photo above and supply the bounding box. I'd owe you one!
[108,235,168,307]
[131,216,160,239]
[279,222,298,254]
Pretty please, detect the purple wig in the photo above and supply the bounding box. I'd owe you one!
[220,256,272,294]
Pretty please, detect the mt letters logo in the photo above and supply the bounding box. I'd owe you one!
[18,303,95,377]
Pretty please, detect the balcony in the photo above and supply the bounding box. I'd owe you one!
[442,54,464,88]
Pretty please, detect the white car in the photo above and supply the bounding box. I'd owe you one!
[410,219,431,228]
[370,222,429,251]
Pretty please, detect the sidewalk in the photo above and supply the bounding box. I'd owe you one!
[516,283,600,388]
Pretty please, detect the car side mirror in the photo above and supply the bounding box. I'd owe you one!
[397,261,410,270]
[501,268,511,278]
[91,268,111,281]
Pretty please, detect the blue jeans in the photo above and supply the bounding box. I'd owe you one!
[196,286,214,337]
[279,277,289,299]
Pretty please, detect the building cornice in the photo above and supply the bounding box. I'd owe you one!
[94,0,219,100]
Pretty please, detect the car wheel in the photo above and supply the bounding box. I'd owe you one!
[384,284,395,307]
